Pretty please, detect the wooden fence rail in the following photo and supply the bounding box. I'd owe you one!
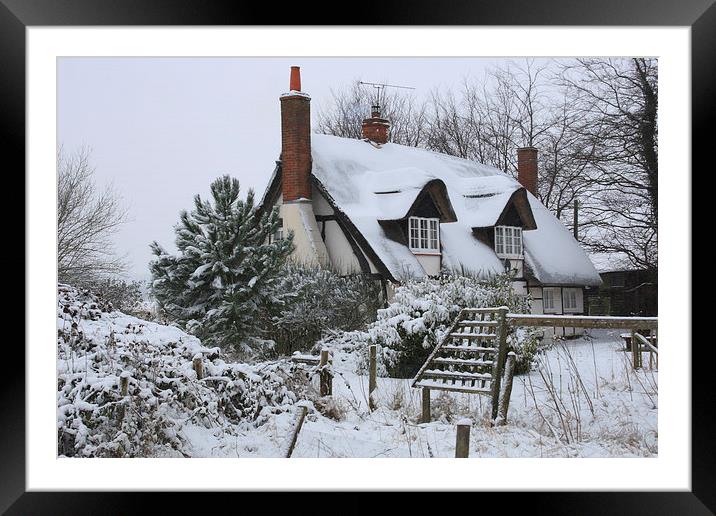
[506,313,658,372]
[506,314,658,330]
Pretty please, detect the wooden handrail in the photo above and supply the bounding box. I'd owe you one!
[506,314,658,330]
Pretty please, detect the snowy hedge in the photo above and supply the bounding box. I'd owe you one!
[57,284,306,458]
[319,274,537,378]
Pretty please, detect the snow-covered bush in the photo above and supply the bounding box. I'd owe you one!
[149,175,293,356]
[77,277,146,317]
[511,328,542,375]
[259,264,382,356]
[57,284,306,458]
[320,274,535,378]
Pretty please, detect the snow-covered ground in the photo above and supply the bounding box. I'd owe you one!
[57,284,657,458]
[181,331,658,458]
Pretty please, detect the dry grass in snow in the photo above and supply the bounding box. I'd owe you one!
[184,330,657,458]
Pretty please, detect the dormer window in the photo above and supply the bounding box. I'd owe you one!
[495,225,523,259]
[409,216,440,253]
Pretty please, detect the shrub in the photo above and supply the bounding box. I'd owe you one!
[321,273,536,378]
[368,273,532,377]
[78,277,146,317]
[509,327,544,376]
[258,264,382,356]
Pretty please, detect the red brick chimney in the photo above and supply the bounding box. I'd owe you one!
[362,106,390,145]
[517,146,538,196]
[280,66,312,202]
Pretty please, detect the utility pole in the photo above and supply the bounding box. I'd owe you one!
[573,199,579,241]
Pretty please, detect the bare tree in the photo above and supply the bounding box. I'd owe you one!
[57,146,128,285]
[559,58,658,271]
[425,60,598,221]
[537,87,601,221]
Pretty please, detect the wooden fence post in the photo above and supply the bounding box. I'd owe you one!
[283,404,309,458]
[455,419,471,458]
[421,387,431,423]
[491,307,509,421]
[631,330,642,369]
[118,372,129,420]
[120,374,129,396]
[319,349,332,396]
[369,344,377,411]
[496,352,517,426]
[192,354,204,380]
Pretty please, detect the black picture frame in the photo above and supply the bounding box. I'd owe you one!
[5,0,707,513]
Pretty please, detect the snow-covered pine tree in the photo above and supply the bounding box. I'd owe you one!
[149,175,293,354]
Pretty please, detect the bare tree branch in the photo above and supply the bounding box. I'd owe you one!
[57,146,129,285]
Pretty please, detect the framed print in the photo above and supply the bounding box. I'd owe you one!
[5,0,711,513]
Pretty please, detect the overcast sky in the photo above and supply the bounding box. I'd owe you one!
[58,57,554,281]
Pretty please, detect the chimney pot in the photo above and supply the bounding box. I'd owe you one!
[289,66,301,91]
[517,146,538,196]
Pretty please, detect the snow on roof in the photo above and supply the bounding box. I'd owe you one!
[523,196,602,286]
[310,134,601,286]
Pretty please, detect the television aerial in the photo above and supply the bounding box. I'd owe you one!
[358,81,415,117]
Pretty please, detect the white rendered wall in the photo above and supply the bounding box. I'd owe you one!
[311,186,377,274]
[280,200,329,267]
[311,186,333,216]
[415,254,441,276]
[323,220,362,274]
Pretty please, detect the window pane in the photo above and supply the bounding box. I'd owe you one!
[429,220,438,249]
[564,289,577,310]
[544,288,554,310]
[420,219,428,248]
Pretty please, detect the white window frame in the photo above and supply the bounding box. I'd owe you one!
[494,225,523,259]
[543,287,558,313]
[408,216,440,254]
[563,287,579,312]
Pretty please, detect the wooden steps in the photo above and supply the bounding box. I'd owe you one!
[431,357,493,367]
[412,306,510,424]
[423,369,493,381]
[449,332,497,339]
[414,380,492,395]
[457,320,499,327]
[440,345,496,353]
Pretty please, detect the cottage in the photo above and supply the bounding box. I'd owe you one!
[259,67,602,317]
